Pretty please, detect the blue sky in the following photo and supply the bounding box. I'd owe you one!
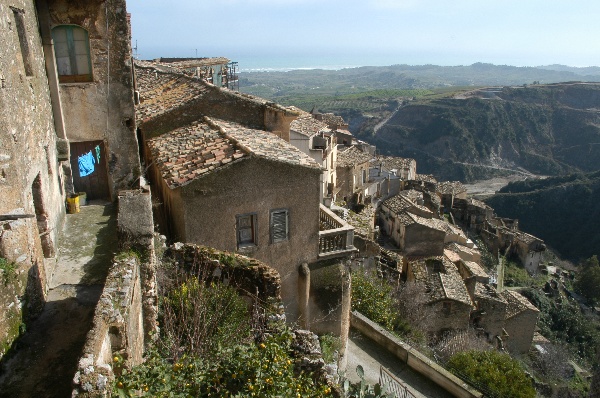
[127,0,600,68]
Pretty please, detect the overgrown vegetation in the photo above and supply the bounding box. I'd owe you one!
[447,350,536,398]
[574,255,600,306]
[0,257,17,286]
[521,288,600,366]
[319,334,342,364]
[503,259,546,288]
[114,251,333,397]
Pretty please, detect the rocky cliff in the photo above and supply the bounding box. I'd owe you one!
[359,83,600,181]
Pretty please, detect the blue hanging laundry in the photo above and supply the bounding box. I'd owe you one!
[78,151,95,177]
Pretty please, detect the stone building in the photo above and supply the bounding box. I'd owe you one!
[148,57,235,89]
[289,110,337,205]
[336,146,373,205]
[436,181,468,211]
[405,257,473,333]
[379,196,446,257]
[137,62,357,333]
[0,0,140,357]
[451,197,494,233]
[501,289,540,354]
[44,0,140,200]
[472,284,508,345]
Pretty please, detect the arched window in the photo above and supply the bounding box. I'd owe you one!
[51,25,92,83]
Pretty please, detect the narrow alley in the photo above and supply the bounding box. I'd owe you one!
[0,202,116,398]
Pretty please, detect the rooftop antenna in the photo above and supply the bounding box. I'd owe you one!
[195,48,198,58]
[133,40,139,59]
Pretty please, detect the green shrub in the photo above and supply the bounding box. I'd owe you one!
[0,257,17,286]
[447,350,535,398]
[351,271,397,331]
[115,329,333,397]
[319,334,342,364]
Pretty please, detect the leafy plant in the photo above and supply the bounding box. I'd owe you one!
[319,334,342,364]
[447,350,536,398]
[343,365,394,398]
[0,257,17,286]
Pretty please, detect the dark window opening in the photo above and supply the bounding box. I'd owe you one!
[237,213,257,247]
[32,174,54,258]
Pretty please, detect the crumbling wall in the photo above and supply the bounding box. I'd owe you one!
[0,0,66,358]
[72,189,157,397]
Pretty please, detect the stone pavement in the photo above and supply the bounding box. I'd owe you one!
[345,330,453,398]
[0,202,116,398]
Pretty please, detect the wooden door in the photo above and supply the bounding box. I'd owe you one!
[70,140,110,200]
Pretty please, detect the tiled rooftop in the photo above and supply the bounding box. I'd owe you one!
[468,197,492,210]
[153,57,230,69]
[337,146,372,168]
[318,113,347,128]
[148,118,320,189]
[290,111,330,137]
[399,212,448,233]
[208,118,321,170]
[381,156,416,170]
[501,290,539,319]
[414,174,438,183]
[461,260,489,279]
[135,64,207,122]
[436,261,473,305]
[436,181,467,195]
[346,205,376,238]
[444,249,462,264]
[475,284,507,304]
[446,242,481,258]
[147,120,244,189]
[383,192,432,217]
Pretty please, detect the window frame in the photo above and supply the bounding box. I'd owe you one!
[236,212,258,248]
[270,209,289,244]
[51,24,93,83]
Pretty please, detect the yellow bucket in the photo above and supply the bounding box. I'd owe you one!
[67,195,80,214]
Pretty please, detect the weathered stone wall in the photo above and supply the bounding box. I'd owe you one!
[0,0,66,358]
[72,254,144,397]
[404,223,445,257]
[475,296,507,341]
[46,0,140,198]
[167,157,321,323]
[504,310,539,354]
[72,189,157,397]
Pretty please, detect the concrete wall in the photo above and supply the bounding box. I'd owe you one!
[47,0,140,198]
[350,311,483,398]
[162,157,321,323]
[0,0,67,357]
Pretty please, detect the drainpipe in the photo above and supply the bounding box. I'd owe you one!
[35,0,67,141]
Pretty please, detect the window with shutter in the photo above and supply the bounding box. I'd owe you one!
[236,213,257,247]
[270,209,288,243]
[52,25,93,83]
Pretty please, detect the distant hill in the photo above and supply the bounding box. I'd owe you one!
[485,172,600,262]
[361,83,600,181]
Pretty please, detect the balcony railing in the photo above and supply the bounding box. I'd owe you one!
[319,204,356,258]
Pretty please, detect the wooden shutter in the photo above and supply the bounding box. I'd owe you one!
[271,210,288,243]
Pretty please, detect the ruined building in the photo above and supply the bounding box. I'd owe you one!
[0,0,140,357]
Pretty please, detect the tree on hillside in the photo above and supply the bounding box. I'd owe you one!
[574,256,600,306]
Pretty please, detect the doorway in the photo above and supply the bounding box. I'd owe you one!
[69,140,110,200]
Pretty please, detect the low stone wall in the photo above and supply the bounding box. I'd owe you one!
[350,311,483,398]
[72,190,157,397]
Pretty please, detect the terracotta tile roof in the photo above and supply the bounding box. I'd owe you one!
[153,57,230,68]
[319,113,347,128]
[501,290,539,319]
[461,260,489,279]
[436,262,473,306]
[444,249,462,263]
[290,112,330,137]
[381,156,416,170]
[383,192,432,217]
[135,64,207,121]
[147,120,245,189]
[414,174,438,183]
[346,205,376,238]
[513,230,543,245]
[475,283,507,305]
[208,118,321,170]
[337,146,372,168]
[436,181,467,195]
[446,242,481,258]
